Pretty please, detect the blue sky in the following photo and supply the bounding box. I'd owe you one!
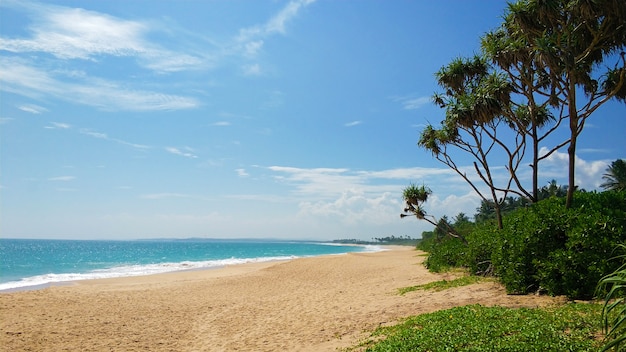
[1,0,624,240]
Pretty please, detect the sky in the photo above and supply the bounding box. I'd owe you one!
[1,0,624,241]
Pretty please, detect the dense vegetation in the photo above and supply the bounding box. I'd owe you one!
[419,190,626,300]
[387,0,626,350]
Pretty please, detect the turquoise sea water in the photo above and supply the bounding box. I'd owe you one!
[0,238,375,291]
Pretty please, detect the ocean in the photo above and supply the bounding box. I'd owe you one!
[0,238,376,292]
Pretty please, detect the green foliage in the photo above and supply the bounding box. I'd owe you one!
[420,192,626,300]
[417,230,436,252]
[402,184,431,219]
[597,245,626,351]
[492,196,570,294]
[398,275,487,295]
[601,159,626,192]
[494,191,626,299]
[422,236,466,273]
[463,221,500,275]
[361,304,601,352]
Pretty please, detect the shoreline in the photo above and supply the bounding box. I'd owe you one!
[0,246,563,351]
[0,243,388,293]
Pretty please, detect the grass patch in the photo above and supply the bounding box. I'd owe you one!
[398,275,488,295]
[355,303,601,352]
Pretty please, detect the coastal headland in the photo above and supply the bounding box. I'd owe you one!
[0,246,563,351]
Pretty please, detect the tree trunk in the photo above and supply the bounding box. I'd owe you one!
[494,203,503,229]
[566,84,578,209]
[532,123,539,203]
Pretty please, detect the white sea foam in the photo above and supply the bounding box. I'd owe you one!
[0,255,296,292]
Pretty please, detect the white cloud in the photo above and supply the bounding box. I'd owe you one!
[392,95,431,110]
[539,147,611,190]
[0,58,199,111]
[45,122,71,129]
[165,147,198,159]
[263,150,614,234]
[235,168,249,177]
[48,176,75,181]
[0,2,204,73]
[0,117,15,124]
[235,0,316,63]
[238,0,316,41]
[80,128,150,149]
[244,40,264,57]
[0,5,146,60]
[298,189,402,225]
[212,121,231,126]
[344,120,362,127]
[17,104,48,114]
[265,165,465,208]
[265,0,317,34]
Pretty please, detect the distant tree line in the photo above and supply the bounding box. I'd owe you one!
[332,235,420,246]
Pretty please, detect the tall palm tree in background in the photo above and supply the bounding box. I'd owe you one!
[601,159,626,192]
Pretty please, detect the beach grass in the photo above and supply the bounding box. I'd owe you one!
[350,302,602,351]
[398,275,491,295]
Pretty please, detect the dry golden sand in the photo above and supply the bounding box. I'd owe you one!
[0,246,565,351]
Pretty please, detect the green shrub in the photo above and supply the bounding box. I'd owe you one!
[494,191,626,299]
[419,191,626,300]
[422,236,466,272]
[492,196,570,294]
[463,221,500,275]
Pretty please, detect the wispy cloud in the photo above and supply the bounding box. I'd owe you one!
[344,120,362,127]
[48,176,75,181]
[235,0,317,74]
[17,104,48,114]
[0,57,199,111]
[237,0,317,43]
[235,168,249,177]
[212,121,231,127]
[44,122,71,129]
[80,128,150,149]
[165,147,198,159]
[392,95,432,110]
[0,0,318,113]
[0,2,205,73]
[0,117,15,124]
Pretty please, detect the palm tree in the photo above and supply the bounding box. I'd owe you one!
[503,0,626,208]
[601,159,626,192]
[419,56,516,229]
[401,184,467,244]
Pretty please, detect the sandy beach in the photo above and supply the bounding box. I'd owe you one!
[0,246,564,351]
